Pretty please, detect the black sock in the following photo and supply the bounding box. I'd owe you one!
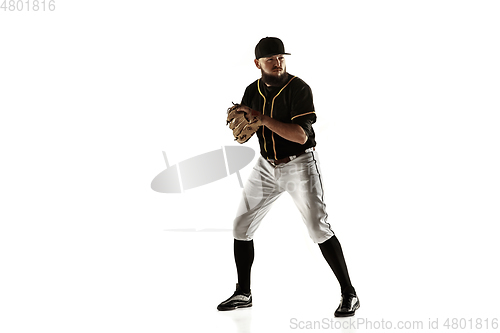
[234,239,254,294]
[319,235,356,295]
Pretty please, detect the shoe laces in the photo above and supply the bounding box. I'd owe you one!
[340,294,356,308]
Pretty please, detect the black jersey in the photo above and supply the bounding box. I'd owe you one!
[241,74,317,160]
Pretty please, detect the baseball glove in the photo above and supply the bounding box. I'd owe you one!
[226,103,262,144]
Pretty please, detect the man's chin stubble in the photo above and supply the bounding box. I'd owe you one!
[261,70,289,87]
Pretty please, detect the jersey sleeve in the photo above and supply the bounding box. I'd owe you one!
[240,81,257,107]
[290,83,316,139]
[241,86,250,106]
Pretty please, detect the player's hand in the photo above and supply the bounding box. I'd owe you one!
[237,105,263,122]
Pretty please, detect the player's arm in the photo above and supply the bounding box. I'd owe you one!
[261,116,307,144]
[237,105,307,145]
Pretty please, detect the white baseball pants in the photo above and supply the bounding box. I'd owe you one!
[233,148,334,244]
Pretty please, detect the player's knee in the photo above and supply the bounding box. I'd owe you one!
[233,229,252,241]
[233,220,251,241]
[306,222,333,244]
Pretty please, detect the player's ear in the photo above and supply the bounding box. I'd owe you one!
[254,59,261,69]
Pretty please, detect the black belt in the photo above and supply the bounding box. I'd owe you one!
[267,147,315,167]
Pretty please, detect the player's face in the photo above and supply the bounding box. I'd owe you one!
[254,54,286,78]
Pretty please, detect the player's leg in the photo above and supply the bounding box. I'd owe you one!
[218,157,283,311]
[282,150,359,316]
[233,156,284,241]
[319,235,359,317]
[279,151,333,243]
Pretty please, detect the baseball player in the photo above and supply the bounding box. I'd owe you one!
[218,37,360,317]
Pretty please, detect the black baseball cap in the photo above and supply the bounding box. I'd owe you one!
[255,37,291,59]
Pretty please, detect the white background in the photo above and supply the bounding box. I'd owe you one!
[1,1,499,332]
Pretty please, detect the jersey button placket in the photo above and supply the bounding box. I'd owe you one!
[273,164,281,185]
